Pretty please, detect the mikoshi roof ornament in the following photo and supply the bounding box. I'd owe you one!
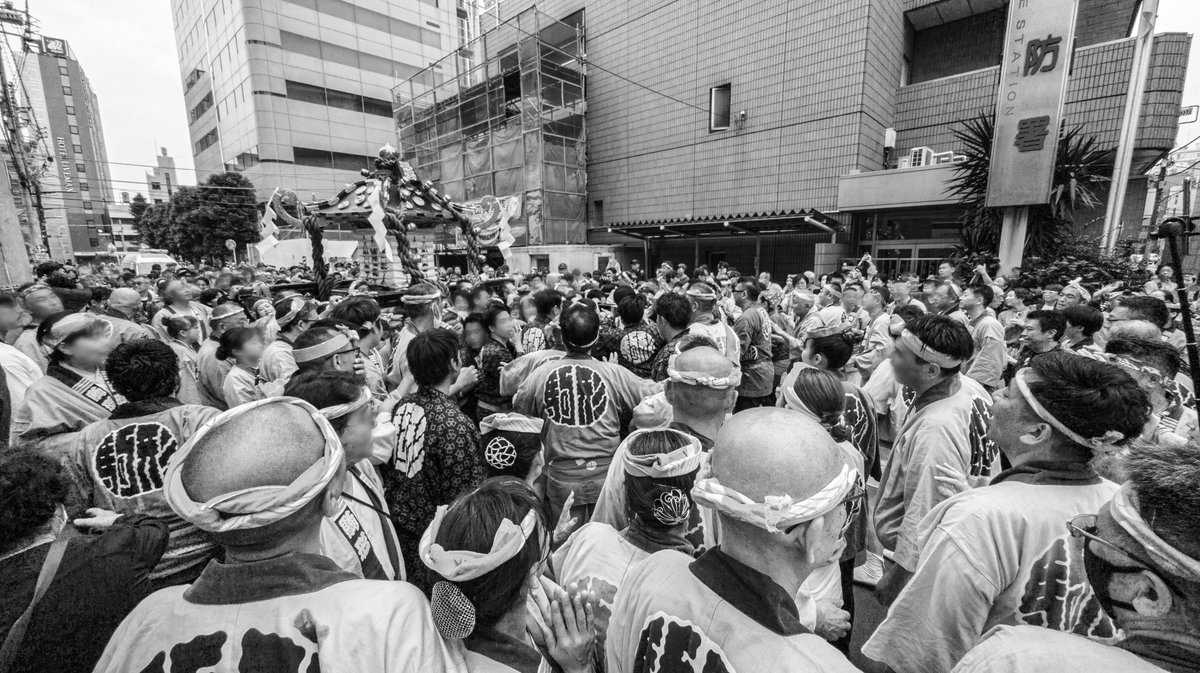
[259,144,483,299]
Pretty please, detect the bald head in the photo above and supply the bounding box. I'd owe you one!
[1107,319,1161,341]
[665,344,737,419]
[181,403,327,502]
[712,408,845,503]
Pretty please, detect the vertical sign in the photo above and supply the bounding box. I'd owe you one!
[985,0,1079,208]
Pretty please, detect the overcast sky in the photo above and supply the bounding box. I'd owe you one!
[25,0,1200,203]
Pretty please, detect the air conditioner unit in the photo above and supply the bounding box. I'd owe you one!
[909,147,933,167]
[932,151,956,165]
[898,157,912,169]
[952,154,968,163]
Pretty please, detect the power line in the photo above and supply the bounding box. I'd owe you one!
[1168,156,1200,177]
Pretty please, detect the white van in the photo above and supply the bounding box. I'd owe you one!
[119,250,180,275]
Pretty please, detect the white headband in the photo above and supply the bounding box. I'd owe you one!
[620,429,704,478]
[419,506,537,581]
[1014,368,1125,453]
[164,397,344,533]
[318,387,372,420]
[293,333,353,364]
[667,350,741,389]
[1111,482,1200,583]
[899,329,964,368]
[691,463,858,534]
[479,412,544,435]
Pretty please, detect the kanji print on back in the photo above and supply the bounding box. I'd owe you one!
[544,365,610,427]
[621,330,658,365]
[132,616,324,673]
[967,396,999,477]
[390,401,428,477]
[92,422,179,498]
[1017,535,1117,641]
[634,612,737,673]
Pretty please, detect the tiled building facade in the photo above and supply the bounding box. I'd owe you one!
[170,0,462,201]
[471,0,1189,277]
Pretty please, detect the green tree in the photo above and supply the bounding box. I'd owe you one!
[136,201,172,249]
[129,192,149,229]
[163,172,260,264]
[947,112,1112,259]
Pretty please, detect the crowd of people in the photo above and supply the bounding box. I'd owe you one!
[1,252,1199,673]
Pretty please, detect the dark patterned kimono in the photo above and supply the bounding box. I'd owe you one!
[476,338,516,415]
[617,323,664,379]
[381,386,486,592]
[648,329,687,383]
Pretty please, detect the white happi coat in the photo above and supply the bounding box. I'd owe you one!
[864,469,1120,673]
[606,549,859,673]
[874,374,1000,571]
[953,625,1170,673]
[94,553,464,673]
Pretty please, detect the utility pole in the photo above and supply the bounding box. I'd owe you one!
[1146,162,1170,253]
[1101,0,1159,252]
[0,29,47,259]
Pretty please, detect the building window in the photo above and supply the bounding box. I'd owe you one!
[65,106,75,115]
[75,162,85,173]
[62,85,72,95]
[82,201,93,210]
[88,237,99,248]
[194,127,219,153]
[184,68,206,92]
[709,84,731,132]
[154,199,163,204]
[151,181,161,190]
[292,146,370,171]
[189,92,214,123]
[58,65,69,75]
[69,125,78,134]
[72,144,83,153]
[79,181,89,191]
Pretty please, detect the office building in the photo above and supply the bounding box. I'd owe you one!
[401,0,1190,276]
[146,147,180,204]
[170,0,463,202]
[0,17,115,261]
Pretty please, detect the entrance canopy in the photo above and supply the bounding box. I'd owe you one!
[604,208,842,240]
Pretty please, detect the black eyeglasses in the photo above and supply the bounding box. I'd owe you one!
[1066,514,1185,597]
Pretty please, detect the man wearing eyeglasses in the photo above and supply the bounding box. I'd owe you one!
[864,353,1152,673]
[954,440,1200,673]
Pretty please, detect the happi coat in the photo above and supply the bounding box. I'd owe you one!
[168,339,207,407]
[513,353,659,517]
[874,373,1001,571]
[952,625,1171,673]
[606,548,860,673]
[376,386,485,591]
[863,465,1120,673]
[93,553,465,673]
[63,399,221,585]
[11,362,123,455]
[196,337,232,410]
[260,337,298,384]
[319,460,404,581]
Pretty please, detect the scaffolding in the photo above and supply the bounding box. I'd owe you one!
[392,6,586,248]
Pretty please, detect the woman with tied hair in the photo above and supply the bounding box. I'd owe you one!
[476,302,518,421]
[554,429,702,664]
[781,367,865,646]
[420,477,596,673]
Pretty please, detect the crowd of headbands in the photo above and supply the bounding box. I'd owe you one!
[1,251,1199,673]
